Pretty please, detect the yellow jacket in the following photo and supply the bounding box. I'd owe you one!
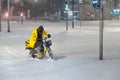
[25,27,49,49]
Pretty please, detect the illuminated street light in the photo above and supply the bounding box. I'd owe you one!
[20,12,23,24]
[20,12,23,17]
[5,12,8,17]
[20,1,24,25]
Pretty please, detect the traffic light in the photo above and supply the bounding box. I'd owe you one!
[65,1,68,4]
[92,0,101,8]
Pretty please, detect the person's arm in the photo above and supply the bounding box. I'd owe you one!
[43,30,51,38]
[43,30,49,36]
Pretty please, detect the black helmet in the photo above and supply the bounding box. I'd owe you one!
[37,25,44,31]
[37,25,44,36]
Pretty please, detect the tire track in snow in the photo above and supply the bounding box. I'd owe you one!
[5,46,27,58]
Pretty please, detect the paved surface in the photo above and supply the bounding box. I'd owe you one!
[0,20,120,80]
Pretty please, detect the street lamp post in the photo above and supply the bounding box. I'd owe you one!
[0,0,1,31]
[21,2,24,25]
[7,0,10,32]
[92,0,104,60]
[35,0,37,23]
[110,0,113,19]
[20,12,23,24]
[79,0,82,28]
[65,1,68,31]
[72,0,74,28]
[99,0,104,60]
[66,9,68,31]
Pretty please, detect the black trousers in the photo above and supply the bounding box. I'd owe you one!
[36,40,44,52]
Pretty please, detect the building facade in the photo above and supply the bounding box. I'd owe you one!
[66,0,115,20]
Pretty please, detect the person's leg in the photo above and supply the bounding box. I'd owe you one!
[36,41,45,59]
[36,46,42,59]
[40,43,45,57]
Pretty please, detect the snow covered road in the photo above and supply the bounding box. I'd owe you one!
[0,21,120,80]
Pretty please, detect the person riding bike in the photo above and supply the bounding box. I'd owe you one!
[25,25,51,59]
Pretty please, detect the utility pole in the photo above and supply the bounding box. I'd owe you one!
[99,0,104,60]
[65,1,68,31]
[92,0,104,60]
[79,0,82,28]
[110,0,113,19]
[35,0,37,23]
[72,0,74,28]
[0,0,1,31]
[21,2,24,25]
[7,0,10,32]
[66,9,68,31]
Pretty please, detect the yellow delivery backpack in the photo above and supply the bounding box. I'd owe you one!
[25,28,38,49]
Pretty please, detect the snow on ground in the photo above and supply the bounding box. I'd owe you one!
[0,21,120,80]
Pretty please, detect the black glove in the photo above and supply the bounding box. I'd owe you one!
[48,34,51,38]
